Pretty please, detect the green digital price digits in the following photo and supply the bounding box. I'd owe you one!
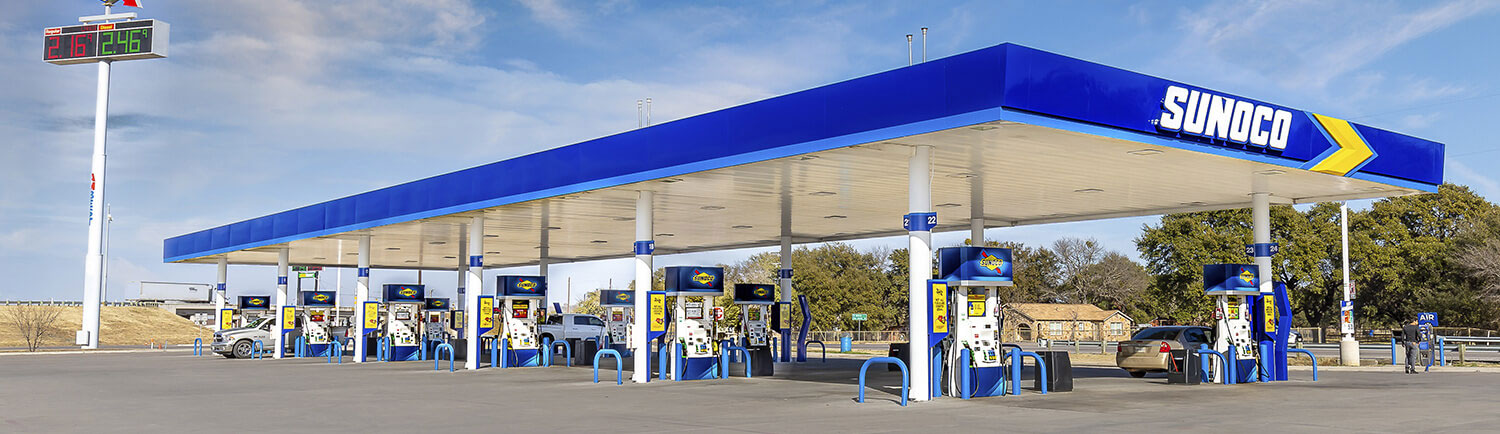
[99,29,148,55]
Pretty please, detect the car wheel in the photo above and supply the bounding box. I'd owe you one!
[232,340,253,359]
[1127,370,1147,378]
[541,334,555,343]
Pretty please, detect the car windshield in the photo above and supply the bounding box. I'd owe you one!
[243,317,270,329]
[1131,327,1179,341]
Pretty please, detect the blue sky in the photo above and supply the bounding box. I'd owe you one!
[2,1,1497,306]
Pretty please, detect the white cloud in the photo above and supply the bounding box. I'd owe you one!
[1447,160,1500,201]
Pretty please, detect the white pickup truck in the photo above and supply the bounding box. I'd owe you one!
[538,313,606,345]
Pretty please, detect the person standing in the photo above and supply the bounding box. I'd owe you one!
[1401,320,1422,374]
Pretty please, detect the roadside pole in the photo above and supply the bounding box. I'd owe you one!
[1339,203,1360,366]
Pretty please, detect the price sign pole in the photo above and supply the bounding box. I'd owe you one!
[1339,202,1360,366]
[50,0,168,349]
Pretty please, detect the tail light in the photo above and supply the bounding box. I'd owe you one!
[1116,343,1125,352]
[1158,342,1171,353]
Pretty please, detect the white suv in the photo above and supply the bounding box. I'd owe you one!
[538,313,606,345]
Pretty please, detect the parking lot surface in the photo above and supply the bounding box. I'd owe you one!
[2,351,1497,433]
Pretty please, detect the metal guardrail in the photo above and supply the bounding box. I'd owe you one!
[0,300,159,306]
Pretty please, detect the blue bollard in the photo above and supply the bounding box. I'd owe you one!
[252,339,265,360]
[193,338,204,356]
[434,343,455,372]
[961,348,973,399]
[856,357,908,406]
[1438,337,1446,366]
[1287,348,1318,381]
[594,349,624,385]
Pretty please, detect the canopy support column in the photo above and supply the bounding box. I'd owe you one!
[907,145,934,402]
[1252,192,1272,293]
[215,257,227,331]
[465,217,485,370]
[273,248,289,359]
[631,191,654,383]
[354,236,370,363]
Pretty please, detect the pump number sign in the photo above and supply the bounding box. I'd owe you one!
[44,20,169,65]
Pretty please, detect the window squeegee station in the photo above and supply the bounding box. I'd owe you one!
[167,43,1443,401]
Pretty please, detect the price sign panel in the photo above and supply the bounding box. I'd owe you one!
[44,20,169,65]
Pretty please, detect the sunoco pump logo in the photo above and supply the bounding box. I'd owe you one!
[431,300,444,307]
[692,270,715,285]
[517,279,537,292]
[753,287,769,297]
[312,294,329,302]
[1239,268,1255,284]
[248,298,265,306]
[979,251,1004,273]
[399,287,417,297]
[615,293,630,301]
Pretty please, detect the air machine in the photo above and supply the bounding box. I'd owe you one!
[299,291,337,357]
[496,275,546,367]
[237,296,272,327]
[934,247,1012,398]
[382,284,426,361]
[733,283,776,377]
[663,266,725,381]
[599,289,634,355]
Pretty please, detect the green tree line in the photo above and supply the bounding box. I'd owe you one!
[573,183,1500,332]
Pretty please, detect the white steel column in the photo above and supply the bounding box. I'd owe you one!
[274,248,289,359]
[1339,203,1360,365]
[465,217,485,370]
[1251,192,1272,293]
[780,235,794,363]
[457,230,468,312]
[215,257,228,331]
[79,59,113,349]
[630,191,654,383]
[908,145,934,402]
[971,175,984,245]
[354,236,370,362]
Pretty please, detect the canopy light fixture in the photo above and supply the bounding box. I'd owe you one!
[731,225,753,229]
[947,172,978,179]
[385,247,401,251]
[970,125,999,131]
[809,191,837,196]
[1256,169,1286,176]
[612,217,634,221]
[700,205,726,211]
[935,203,962,208]
[428,241,446,245]
[311,257,326,260]
[824,215,847,219]
[655,233,675,237]
[443,256,456,259]
[1128,149,1163,156]
[660,178,684,183]
[484,234,498,238]
[1074,188,1104,193]
[590,240,608,244]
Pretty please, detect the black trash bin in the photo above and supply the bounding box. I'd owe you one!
[888,343,909,372]
[574,338,599,366]
[1035,351,1073,392]
[749,345,775,377]
[1167,349,1201,384]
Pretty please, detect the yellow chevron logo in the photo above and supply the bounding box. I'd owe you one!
[1308,113,1374,176]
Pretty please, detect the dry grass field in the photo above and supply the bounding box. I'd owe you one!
[0,305,211,348]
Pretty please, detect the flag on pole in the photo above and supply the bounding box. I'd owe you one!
[120,0,143,8]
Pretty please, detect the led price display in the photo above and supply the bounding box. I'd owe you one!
[43,20,168,65]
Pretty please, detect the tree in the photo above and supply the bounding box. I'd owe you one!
[574,291,602,316]
[3,305,64,351]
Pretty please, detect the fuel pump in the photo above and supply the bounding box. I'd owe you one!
[382,284,426,361]
[935,247,1012,398]
[599,289,634,355]
[237,296,271,327]
[497,275,546,367]
[424,298,453,355]
[299,291,337,357]
[733,283,776,377]
[664,266,724,381]
[1204,264,1259,383]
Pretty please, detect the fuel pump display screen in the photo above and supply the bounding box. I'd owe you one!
[747,308,761,321]
[611,312,623,322]
[396,312,412,321]
[967,293,986,317]
[685,302,703,319]
[311,314,325,322]
[511,300,530,319]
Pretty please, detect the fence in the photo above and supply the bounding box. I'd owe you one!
[0,300,158,307]
[809,331,905,343]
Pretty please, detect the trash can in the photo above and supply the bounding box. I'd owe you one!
[1167,349,1201,384]
[1035,350,1073,392]
[574,338,599,366]
[750,345,775,377]
[888,343,908,372]
[840,336,852,353]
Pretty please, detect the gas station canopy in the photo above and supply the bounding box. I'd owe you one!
[164,43,1444,269]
